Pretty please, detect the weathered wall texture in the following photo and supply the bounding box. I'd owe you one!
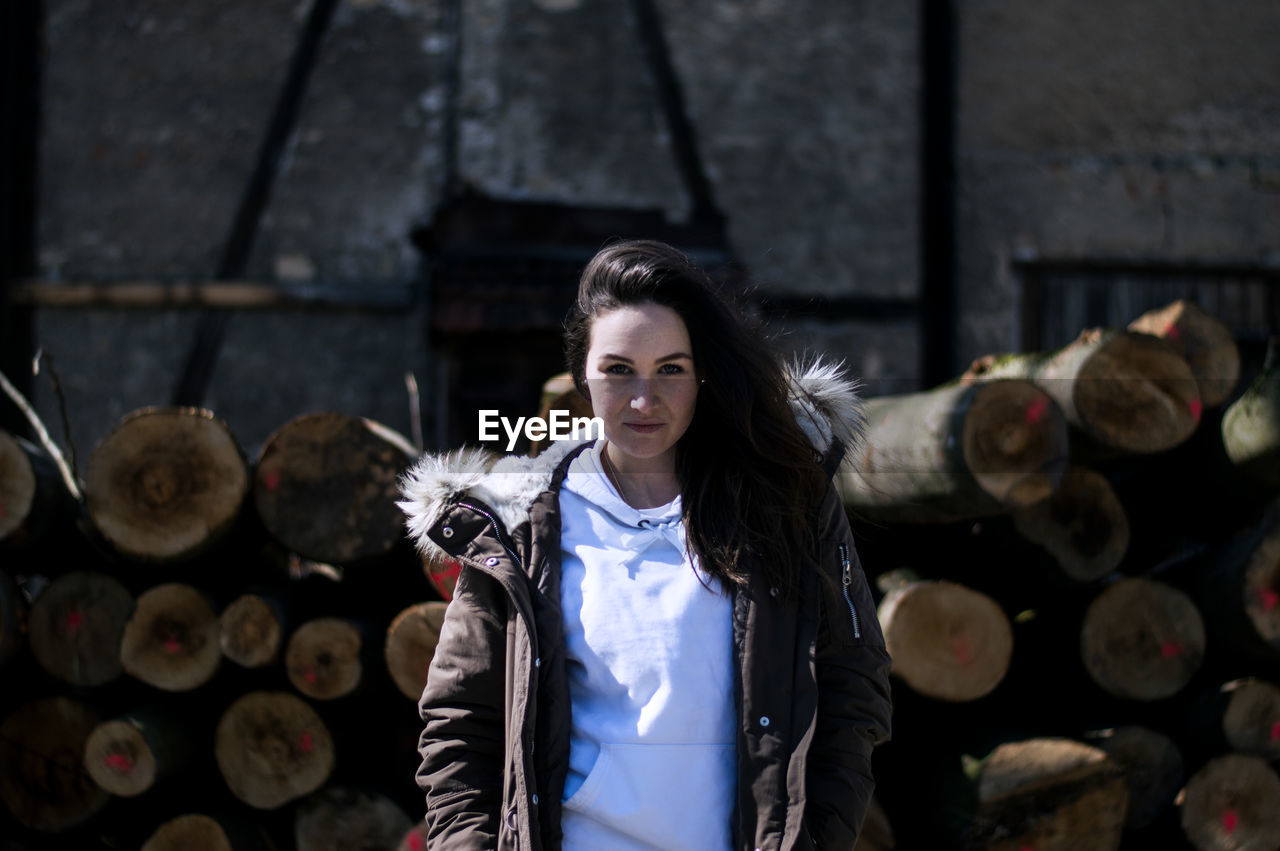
[30,0,924,458]
[33,0,442,460]
[26,0,1280,460]
[955,0,1280,364]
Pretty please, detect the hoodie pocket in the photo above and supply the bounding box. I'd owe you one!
[561,742,735,849]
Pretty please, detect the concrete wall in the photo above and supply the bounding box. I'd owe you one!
[29,0,923,460]
[24,0,1280,463]
[955,0,1280,365]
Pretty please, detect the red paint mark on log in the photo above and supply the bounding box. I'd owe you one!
[263,469,281,491]
[1260,587,1279,612]
[1024,396,1049,425]
[1163,322,1181,340]
[408,832,426,851]
[104,753,134,773]
[1160,642,1184,659]
[299,732,313,754]
[303,668,317,684]
[163,635,182,654]
[65,609,84,633]
[1019,845,1035,851]
[1270,720,1280,743]
[1189,398,1203,421]
[951,635,975,667]
[1223,808,1239,835]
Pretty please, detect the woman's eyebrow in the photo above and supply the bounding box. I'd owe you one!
[597,352,693,363]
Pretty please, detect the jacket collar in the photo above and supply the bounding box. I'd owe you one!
[398,356,862,564]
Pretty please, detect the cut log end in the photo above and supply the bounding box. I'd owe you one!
[85,408,249,562]
[219,593,283,668]
[1090,725,1184,829]
[1222,678,1280,762]
[83,719,157,797]
[964,382,1069,508]
[1179,754,1280,851]
[141,815,235,851]
[970,738,1128,851]
[286,617,365,700]
[215,691,334,810]
[1074,331,1202,453]
[294,786,413,851]
[121,583,221,692]
[1243,519,1280,652]
[1080,578,1206,701]
[1129,299,1241,408]
[385,601,450,700]
[1012,466,1130,582]
[253,412,415,564]
[853,796,895,851]
[0,431,37,542]
[29,571,133,687]
[0,697,109,833]
[878,580,1013,702]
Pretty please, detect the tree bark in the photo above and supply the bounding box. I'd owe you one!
[1011,466,1130,582]
[253,412,416,564]
[218,590,292,669]
[1178,754,1280,851]
[1086,725,1183,830]
[966,737,1128,851]
[84,407,249,562]
[82,706,193,797]
[120,582,222,692]
[0,697,109,832]
[963,328,1202,455]
[214,690,334,810]
[385,601,449,700]
[877,573,1014,702]
[838,379,1068,523]
[294,786,413,851]
[28,570,133,687]
[1079,578,1205,701]
[285,616,370,700]
[1128,299,1241,408]
[1222,337,1280,488]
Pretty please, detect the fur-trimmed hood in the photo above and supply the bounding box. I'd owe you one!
[398,356,863,564]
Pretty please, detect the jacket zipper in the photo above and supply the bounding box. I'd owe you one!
[457,501,525,571]
[838,543,862,639]
[459,500,532,850]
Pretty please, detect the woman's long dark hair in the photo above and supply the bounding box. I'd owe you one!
[564,239,829,597]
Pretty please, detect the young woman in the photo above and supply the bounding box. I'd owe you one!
[400,240,892,850]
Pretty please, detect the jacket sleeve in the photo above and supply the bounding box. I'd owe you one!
[416,564,509,850]
[805,485,893,850]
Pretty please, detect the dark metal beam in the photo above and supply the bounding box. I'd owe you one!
[920,0,957,386]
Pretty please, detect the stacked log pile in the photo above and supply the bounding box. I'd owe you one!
[839,301,1280,850]
[0,409,442,850]
[1,298,1276,850]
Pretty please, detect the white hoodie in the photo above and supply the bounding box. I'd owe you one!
[557,440,735,851]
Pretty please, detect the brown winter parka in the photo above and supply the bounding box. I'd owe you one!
[399,363,893,851]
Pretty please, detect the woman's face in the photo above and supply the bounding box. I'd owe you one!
[584,302,699,471]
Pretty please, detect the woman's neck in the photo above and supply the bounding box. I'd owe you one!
[602,442,680,508]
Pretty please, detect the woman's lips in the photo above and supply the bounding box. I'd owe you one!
[624,422,663,434]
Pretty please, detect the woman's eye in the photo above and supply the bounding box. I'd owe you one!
[659,363,686,375]
[604,363,632,375]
